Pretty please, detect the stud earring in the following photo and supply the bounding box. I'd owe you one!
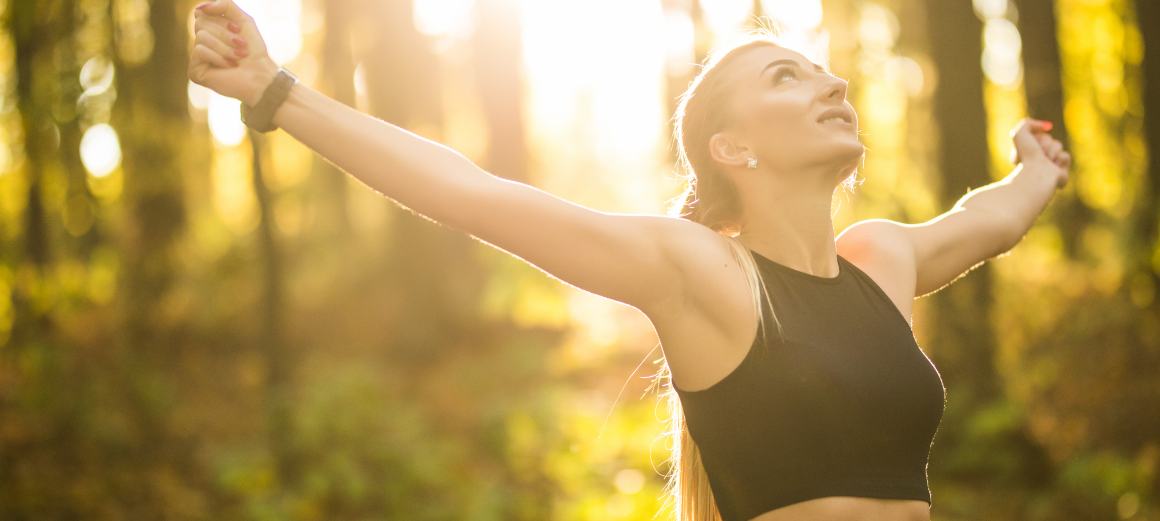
[746,157,758,169]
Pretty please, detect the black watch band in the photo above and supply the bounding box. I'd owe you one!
[241,67,297,133]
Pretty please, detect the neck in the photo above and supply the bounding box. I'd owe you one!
[734,167,841,279]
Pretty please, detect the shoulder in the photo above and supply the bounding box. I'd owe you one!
[644,217,753,330]
[836,219,917,322]
[837,218,914,267]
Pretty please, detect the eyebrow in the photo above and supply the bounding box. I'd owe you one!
[761,58,828,78]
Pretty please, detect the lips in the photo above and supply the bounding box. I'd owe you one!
[816,106,854,126]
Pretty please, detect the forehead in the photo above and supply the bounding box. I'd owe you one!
[726,44,828,82]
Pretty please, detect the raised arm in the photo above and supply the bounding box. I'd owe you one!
[187,0,692,315]
[838,118,1071,299]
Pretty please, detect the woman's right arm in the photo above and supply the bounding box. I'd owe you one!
[189,0,703,317]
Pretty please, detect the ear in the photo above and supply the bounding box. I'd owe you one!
[708,131,752,169]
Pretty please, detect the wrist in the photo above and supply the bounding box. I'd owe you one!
[244,58,280,107]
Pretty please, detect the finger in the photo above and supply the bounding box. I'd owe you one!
[197,0,250,23]
[1009,117,1052,139]
[1045,141,1064,158]
[1011,119,1049,164]
[197,21,249,57]
[195,17,241,46]
[193,43,235,69]
[196,29,239,61]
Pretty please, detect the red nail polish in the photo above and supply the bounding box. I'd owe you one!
[1042,120,1054,131]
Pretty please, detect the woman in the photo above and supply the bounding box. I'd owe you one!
[188,1,1072,520]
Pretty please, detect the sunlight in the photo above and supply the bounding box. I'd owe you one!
[663,7,695,74]
[761,0,823,30]
[700,0,752,37]
[235,0,302,64]
[79,123,121,178]
[519,0,669,212]
[187,81,212,111]
[208,94,246,146]
[973,0,1009,20]
[413,0,476,39]
[982,18,1023,87]
[858,3,899,50]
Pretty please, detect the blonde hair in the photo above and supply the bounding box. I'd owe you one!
[653,26,791,521]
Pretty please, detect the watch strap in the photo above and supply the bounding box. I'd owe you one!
[241,67,297,133]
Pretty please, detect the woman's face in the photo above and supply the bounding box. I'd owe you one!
[712,44,864,182]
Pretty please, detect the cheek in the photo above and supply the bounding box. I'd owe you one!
[748,97,812,140]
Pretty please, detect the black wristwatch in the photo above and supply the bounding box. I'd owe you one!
[241,67,298,133]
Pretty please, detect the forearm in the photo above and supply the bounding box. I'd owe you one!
[952,162,1061,250]
[245,64,494,231]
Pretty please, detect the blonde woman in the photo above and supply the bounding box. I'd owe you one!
[189,1,1072,520]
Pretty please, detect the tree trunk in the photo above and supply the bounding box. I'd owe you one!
[1014,0,1090,257]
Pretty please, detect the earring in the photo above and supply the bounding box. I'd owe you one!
[746,157,758,169]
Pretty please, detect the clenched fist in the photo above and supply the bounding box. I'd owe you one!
[1010,118,1072,190]
[187,0,278,107]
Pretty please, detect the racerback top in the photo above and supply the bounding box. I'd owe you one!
[672,249,946,521]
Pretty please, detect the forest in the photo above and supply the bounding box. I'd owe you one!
[0,0,1158,519]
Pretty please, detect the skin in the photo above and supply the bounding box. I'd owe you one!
[706,44,866,280]
[189,3,1072,520]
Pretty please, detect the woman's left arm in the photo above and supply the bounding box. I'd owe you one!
[838,118,1071,298]
[955,118,1071,250]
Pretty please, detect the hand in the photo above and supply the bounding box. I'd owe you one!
[188,0,278,107]
[1009,117,1072,190]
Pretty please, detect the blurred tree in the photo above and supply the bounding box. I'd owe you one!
[106,0,212,515]
[1014,0,1092,259]
[472,0,528,183]
[922,0,1054,493]
[248,129,298,487]
[1133,0,1159,298]
[310,0,359,239]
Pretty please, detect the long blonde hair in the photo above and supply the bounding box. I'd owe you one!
[651,28,791,521]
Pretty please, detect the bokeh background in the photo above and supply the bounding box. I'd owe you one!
[1,0,1158,519]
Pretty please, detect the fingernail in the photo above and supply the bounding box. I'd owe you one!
[234,48,248,57]
[231,37,246,47]
[196,2,209,10]
[1042,120,1054,131]
[228,22,240,32]
[227,57,238,66]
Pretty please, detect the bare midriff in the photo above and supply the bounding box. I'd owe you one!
[749,497,931,521]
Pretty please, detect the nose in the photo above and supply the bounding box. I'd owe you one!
[821,75,848,102]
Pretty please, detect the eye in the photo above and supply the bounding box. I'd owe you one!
[773,67,797,84]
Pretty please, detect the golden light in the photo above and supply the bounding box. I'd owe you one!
[79,123,121,178]
[187,80,212,111]
[982,18,1023,87]
[761,0,823,30]
[700,0,752,38]
[663,7,695,74]
[613,468,646,494]
[79,55,115,97]
[208,94,247,146]
[235,0,303,64]
[413,0,476,39]
[973,0,1009,20]
[518,0,670,212]
[858,3,899,51]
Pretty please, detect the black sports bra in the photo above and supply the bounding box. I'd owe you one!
[673,251,946,521]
